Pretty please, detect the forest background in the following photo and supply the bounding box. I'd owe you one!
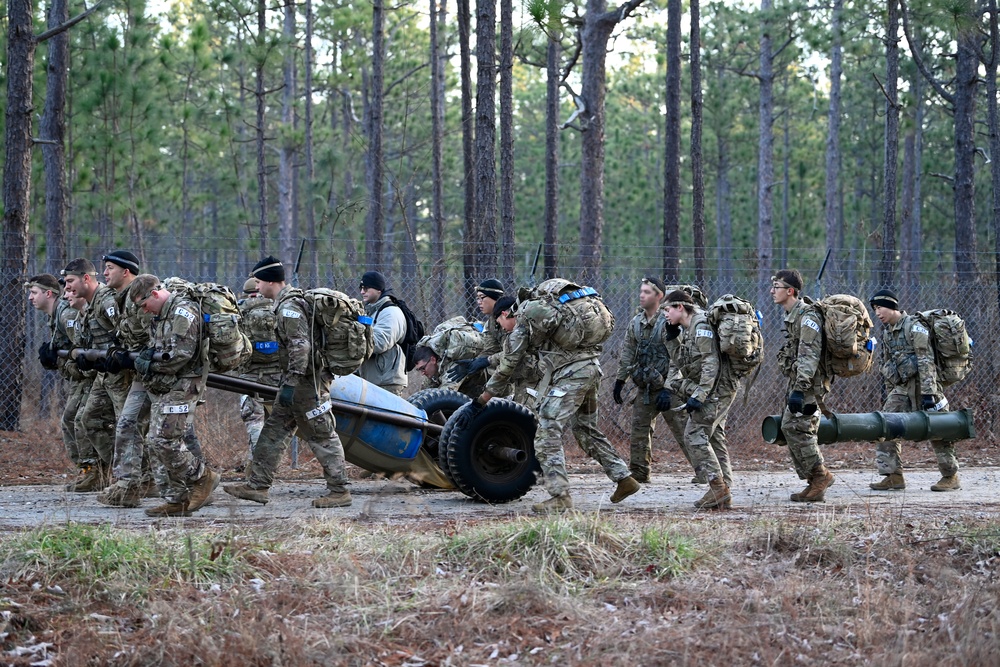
[2,0,1000,445]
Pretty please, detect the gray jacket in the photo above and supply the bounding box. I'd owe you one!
[357,294,408,388]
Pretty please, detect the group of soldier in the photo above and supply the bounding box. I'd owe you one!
[26,252,962,518]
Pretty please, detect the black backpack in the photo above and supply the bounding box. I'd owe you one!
[376,295,425,372]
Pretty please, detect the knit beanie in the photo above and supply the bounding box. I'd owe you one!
[251,256,285,283]
[477,278,505,300]
[869,289,899,310]
[103,250,141,274]
[361,270,387,292]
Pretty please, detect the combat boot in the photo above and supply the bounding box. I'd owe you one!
[532,493,573,514]
[187,469,221,512]
[64,466,90,491]
[223,483,270,505]
[870,473,905,491]
[138,477,160,498]
[791,465,835,502]
[691,474,707,484]
[72,463,109,493]
[144,501,191,517]
[610,476,641,503]
[931,474,961,492]
[694,478,732,509]
[312,490,353,508]
[96,481,143,508]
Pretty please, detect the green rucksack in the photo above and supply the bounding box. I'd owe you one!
[303,288,374,376]
[815,294,876,378]
[238,296,280,367]
[518,278,615,351]
[915,309,973,386]
[165,278,251,373]
[418,316,483,362]
[707,294,763,378]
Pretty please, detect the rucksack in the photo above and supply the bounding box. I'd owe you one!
[707,294,763,378]
[915,309,973,386]
[375,295,425,372]
[816,294,875,378]
[517,278,615,351]
[238,296,280,367]
[418,316,483,362]
[164,278,251,373]
[303,288,375,376]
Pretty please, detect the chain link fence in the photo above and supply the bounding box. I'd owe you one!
[10,236,1000,472]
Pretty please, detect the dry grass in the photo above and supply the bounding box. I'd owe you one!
[1,512,998,666]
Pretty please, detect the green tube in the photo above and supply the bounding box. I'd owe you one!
[762,408,976,445]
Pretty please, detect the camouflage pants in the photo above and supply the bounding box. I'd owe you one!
[75,372,121,466]
[148,378,206,504]
[60,379,92,466]
[240,394,269,454]
[534,361,630,498]
[682,390,736,485]
[248,382,348,493]
[781,406,826,480]
[112,380,152,481]
[628,390,689,480]
[876,391,958,477]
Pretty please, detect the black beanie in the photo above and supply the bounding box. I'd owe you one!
[103,250,141,274]
[251,256,285,283]
[870,289,899,310]
[477,278,505,300]
[361,270,387,292]
[493,295,517,319]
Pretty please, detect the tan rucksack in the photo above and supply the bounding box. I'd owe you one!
[165,278,251,373]
[303,288,374,376]
[915,309,973,386]
[816,294,875,378]
[418,316,483,362]
[707,294,763,378]
[518,279,614,351]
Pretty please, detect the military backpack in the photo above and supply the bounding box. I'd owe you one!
[915,309,973,386]
[165,278,251,373]
[238,296,280,367]
[707,294,764,378]
[303,288,375,376]
[517,278,615,351]
[815,294,876,378]
[418,316,483,362]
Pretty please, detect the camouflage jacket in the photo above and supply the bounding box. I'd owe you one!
[479,317,504,368]
[273,286,314,386]
[485,320,581,397]
[147,292,204,386]
[51,299,87,381]
[616,308,673,390]
[777,297,828,396]
[879,311,942,397]
[79,284,120,349]
[116,281,153,351]
[667,310,719,403]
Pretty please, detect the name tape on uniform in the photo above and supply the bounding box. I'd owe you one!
[106,306,116,318]
[281,309,302,319]
[803,318,821,333]
[176,307,197,324]
[696,328,714,338]
[306,400,332,420]
[913,324,929,336]
[161,404,190,415]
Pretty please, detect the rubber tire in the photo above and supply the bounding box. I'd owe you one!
[407,388,470,481]
[446,398,539,503]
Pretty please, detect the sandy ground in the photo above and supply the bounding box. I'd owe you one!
[1,467,998,530]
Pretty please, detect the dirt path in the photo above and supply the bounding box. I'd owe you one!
[2,467,998,530]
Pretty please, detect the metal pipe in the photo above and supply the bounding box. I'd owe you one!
[762,408,976,445]
[487,444,528,463]
[57,348,170,361]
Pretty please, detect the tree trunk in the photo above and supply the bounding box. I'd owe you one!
[458,0,477,305]
[41,0,69,275]
[900,129,916,289]
[953,25,978,285]
[499,0,515,286]
[543,37,561,280]
[366,0,385,267]
[880,0,900,288]
[1,0,35,431]
[279,0,297,266]
[756,0,775,308]
[715,65,733,283]
[985,0,1000,323]
[429,0,446,322]
[662,0,681,281]
[781,77,790,267]
[823,0,843,288]
[304,0,318,283]
[690,0,705,284]
[911,72,923,282]
[256,0,269,252]
[476,0,498,278]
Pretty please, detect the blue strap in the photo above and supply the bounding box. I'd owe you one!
[357,315,374,326]
[254,341,279,354]
[558,286,598,303]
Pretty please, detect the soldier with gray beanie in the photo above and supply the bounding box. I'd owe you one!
[356,270,407,395]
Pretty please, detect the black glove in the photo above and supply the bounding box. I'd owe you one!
[613,379,626,405]
[133,348,155,378]
[38,343,59,370]
[103,348,135,374]
[449,398,485,433]
[787,390,805,415]
[921,394,936,411]
[802,403,818,416]
[75,355,96,372]
[656,390,672,412]
[92,357,109,373]
[445,356,490,383]
[665,324,682,341]
[685,397,703,413]
[277,384,296,408]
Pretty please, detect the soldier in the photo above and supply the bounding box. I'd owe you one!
[225,257,352,508]
[663,290,739,509]
[412,316,487,397]
[357,270,407,396]
[445,279,507,385]
[490,296,543,407]
[237,277,283,453]
[466,286,640,513]
[60,258,121,491]
[868,289,960,491]
[612,277,690,483]
[128,274,220,516]
[771,269,835,502]
[58,291,93,481]
[27,275,74,461]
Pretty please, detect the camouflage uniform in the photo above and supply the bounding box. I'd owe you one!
[419,318,488,398]
[237,295,283,452]
[876,312,957,477]
[52,299,91,466]
[486,325,630,499]
[74,284,123,467]
[668,310,739,485]
[247,286,349,494]
[616,308,690,480]
[479,317,504,369]
[776,297,830,480]
[143,291,209,504]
